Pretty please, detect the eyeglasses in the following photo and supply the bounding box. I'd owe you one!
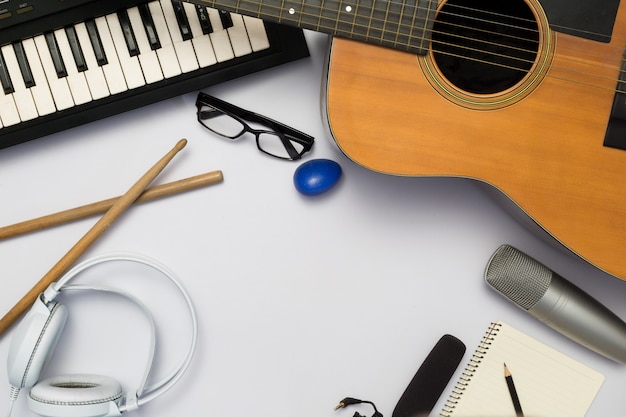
[195,92,315,160]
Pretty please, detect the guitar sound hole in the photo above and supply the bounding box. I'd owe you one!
[431,0,540,95]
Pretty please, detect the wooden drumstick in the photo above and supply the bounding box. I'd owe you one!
[0,138,188,337]
[0,170,223,240]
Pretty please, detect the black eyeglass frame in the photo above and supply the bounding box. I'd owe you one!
[195,92,315,160]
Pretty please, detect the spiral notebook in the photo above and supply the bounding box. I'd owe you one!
[440,321,604,417]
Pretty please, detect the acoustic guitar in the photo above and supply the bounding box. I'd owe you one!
[191,0,626,280]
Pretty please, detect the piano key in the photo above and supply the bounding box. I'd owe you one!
[218,10,233,29]
[53,27,92,104]
[105,12,146,89]
[138,3,161,49]
[171,0,193,41]
[183,2,217,68]
[21,38,56,116]
[0,48,14,94]
[0,49,20,127]
[127,6,164,83]
[64,26,88,72]
[44,32,68,78]
[74,22,110,99]
[117,9,140,57]
[12,41,35,88]
[194,5,213,34]
[0,91,20,127]
[159,0,199,73]
[226,14,253,57]
[85,19,108,66]
[33,34,75,111]
[243,16,270,52]
[93,16,128,94]
[1,44,38,121]
[146,1,181,78]
[206,8,235,62]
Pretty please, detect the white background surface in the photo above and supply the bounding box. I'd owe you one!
[0,30,625,417]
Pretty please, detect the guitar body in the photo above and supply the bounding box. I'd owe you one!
[324,0,626,279]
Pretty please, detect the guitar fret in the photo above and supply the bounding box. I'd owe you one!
[297,0,305,26]
[299,0,325,31]
[380,0,392,42]
[319,0,341,33]
[366,0,375,39]
[335,0,357,37]
[333,0,341,35]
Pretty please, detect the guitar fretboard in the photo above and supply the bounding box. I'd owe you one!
[190,0,436,54]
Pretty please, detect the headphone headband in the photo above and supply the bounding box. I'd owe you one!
[6,252,198,417]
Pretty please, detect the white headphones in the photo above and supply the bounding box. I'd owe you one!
[5,253,198,417]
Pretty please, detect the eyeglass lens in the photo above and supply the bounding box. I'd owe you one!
[198,106,246,138]
[198,104,306,159]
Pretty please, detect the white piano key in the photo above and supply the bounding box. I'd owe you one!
[0,90,19,126]
[53,28,92,105]
[147,1,181,78]
[93,16,128,94]
[0,56,20,126]
[1,44,38,121]
[33,35,74,111]
[206,8,235,62]
[21,38,56,116]
[105,13,146,89]
[127,6,164,83]
[226,14,253,57]
[159,0,199,73]
[183,2,217,68]
[74,23,110,99]
[243,16,270,52]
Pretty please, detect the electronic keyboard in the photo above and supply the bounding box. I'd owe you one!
[0,0,309,149]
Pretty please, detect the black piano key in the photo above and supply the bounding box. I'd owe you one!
[171,0,193,41]
[44,32,68,78]
[12,41,35,88]
[85,19,108,66]
[65,26,88,72]
[117,9,140,56]
[0,49,15,94]
[195,5,213,34]
[138,3,161,50]
[218,10,233,29]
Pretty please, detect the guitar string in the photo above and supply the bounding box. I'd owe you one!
[427,4,626,63]
[311,3,626,91]
[426,20,626,89]
[424,5,626,91]
[211,1,626,91]
[225,0,626,58]
[441,2,617,40]
[425,46,623,95]
[220,0,624,49]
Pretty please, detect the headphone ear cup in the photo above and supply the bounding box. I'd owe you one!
[7,297,68,389]
[28,374,123,417]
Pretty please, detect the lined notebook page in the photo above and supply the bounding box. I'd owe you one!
[440,321,604,417]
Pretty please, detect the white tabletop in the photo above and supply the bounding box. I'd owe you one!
[0,30,624,417]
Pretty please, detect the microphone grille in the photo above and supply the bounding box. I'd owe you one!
[484,245,552,310]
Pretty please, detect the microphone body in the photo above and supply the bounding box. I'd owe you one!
[484,244,626,363]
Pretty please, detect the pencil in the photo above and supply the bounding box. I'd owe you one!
[504,363,524,417]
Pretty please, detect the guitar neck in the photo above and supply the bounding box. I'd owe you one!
[188,0,436,54]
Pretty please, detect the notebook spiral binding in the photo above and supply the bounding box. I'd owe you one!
[439,322,503,417]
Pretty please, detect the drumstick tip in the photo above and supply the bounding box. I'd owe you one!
[175,138,188,150]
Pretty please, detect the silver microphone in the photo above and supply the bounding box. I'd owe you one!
[484,244,626,363]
